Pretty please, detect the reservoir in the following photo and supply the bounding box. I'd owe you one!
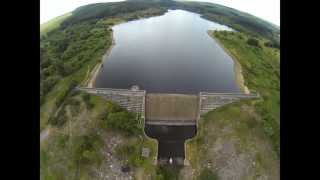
[95,9,241,94]
[95,9,241,165]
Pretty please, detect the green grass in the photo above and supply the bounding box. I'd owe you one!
[115,136,158,170]
[40,7,168,132]
[40,8,170,178]
[154,166,180,180]
[186,31,279,179]
[41,2,280,179]
[40,54,103,130]
[210,31,280,155]
[41,93,159,179]
[40,93,107,179]
[187,100,279,178]
[40,13,72,36]
[197,168,218,180]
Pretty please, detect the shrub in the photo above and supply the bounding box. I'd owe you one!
[49,108,67,127]
[155,166,179,180]
[71,133,103,166]
[55,89,69,107]
[116,144,143,167]
[197,168,218,180]
[41,76,59,96]
[247,38,260,48]
[105,111,141,136]
[264,40,280,49]
[81,93,94,109]
[106,101,123,113]
[55,80,77,107]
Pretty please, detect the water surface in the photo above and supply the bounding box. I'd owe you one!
[95,10,240,93]
[145,125,197,165]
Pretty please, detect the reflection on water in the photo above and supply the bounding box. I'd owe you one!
[95,10,240,94]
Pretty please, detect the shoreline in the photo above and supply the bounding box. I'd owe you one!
[207,30,250,94]
[85,29,116,88]
[84,11,167,88]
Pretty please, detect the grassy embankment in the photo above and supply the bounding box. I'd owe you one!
[185,31,279,179]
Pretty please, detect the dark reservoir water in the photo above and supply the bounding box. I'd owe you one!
[145,125,197,165]
[95,9,241,94]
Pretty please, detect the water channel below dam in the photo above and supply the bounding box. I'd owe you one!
[145,125,197,165]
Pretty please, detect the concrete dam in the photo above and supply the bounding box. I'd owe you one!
[76,86,258,165]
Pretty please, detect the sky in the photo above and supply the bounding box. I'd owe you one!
[40,0,280,26]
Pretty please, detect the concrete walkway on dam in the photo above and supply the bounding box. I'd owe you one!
[145,94,199,125]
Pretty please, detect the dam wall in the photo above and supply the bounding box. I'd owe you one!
[76,87,146,118]
[199,92,259,115]
[76,87,258,122]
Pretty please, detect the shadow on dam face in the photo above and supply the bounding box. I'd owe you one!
[144,124,197,166]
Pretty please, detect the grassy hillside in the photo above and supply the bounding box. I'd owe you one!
[184,31,279,179]
[40,92,158,179]
[211,31,280,154]
[40,13,72,36]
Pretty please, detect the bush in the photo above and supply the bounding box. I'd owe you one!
[71,133,103,166]
[155,166,179,180]
[55,80,77,107]
[264,40,280,49]
[105,111,141,136]
[116,144,144,167]
[81,93,94,109]
[106,102,123,113]
[41,76,59,96]
[49,108,67,127]
[197,168,218,180]
[55,89,69,107]
[247,38,260,48]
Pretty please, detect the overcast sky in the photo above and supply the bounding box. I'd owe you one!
[40,0,280,26]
